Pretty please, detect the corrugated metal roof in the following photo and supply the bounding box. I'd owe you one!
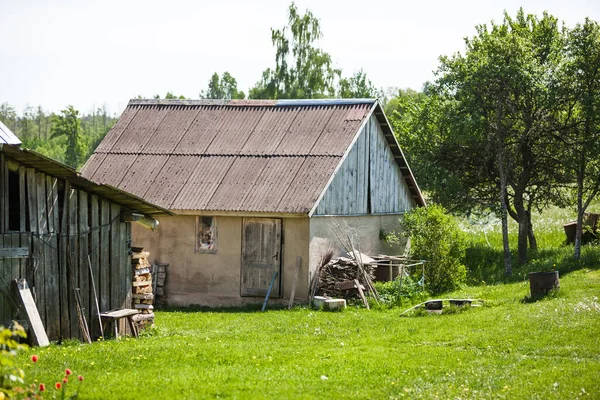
[82,98,426,213]
[0,120,21,145]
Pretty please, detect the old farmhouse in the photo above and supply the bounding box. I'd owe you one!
[0,122,168,341]
[82,99,425,307]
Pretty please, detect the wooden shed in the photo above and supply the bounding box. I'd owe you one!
[0,131,167,341]
[82,99,426,307]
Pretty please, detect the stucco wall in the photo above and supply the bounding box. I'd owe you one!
[308,215,408,277]
[132,215,310,307]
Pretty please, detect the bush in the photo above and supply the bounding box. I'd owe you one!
[401,204,467,295]
[373,274,429,307]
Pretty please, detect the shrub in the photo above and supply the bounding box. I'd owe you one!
[401,204,467,295]
[373,274,429,307]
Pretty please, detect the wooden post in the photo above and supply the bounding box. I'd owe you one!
[45,176,60,340]
[68,188,80,339]
[78,191,90,327]
[59,181,70,339]
[99,200,110,313]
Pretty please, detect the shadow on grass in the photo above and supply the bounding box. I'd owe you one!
[465,243,600,286]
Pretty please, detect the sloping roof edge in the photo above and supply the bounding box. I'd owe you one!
[0,120,22,145]
[0,144,172,216]
[372,102,426,207]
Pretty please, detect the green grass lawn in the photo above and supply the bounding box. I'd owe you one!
[22,268,600,399]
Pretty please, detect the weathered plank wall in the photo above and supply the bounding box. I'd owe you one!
[314,114,415,216]
[0,154,131,341]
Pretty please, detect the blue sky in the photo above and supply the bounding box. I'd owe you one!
[1,0,598,115]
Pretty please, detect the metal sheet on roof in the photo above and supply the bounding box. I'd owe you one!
[204,107,267,154]
[241,157,306,212]
[142,155,198,207]
[172,106,227,155]
[0,120,21,145]
[118,154,170,199]
[239,107,300,155]
[206,157,270,211]
[277,156,340,214]
[170,156,234,210]
[109,105,170,153]
[95,106,139,152]
[141,106,201,154]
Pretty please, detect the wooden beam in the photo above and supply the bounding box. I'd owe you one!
[0,247,29,258]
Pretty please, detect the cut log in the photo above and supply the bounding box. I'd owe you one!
[132,252,150,259]
[134,303,154,310]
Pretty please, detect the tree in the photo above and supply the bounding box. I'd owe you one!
[200,72,245,99]
[249,2,340,99]
[426,10,565,270]
[338,70,380,98]
[51,106,86,168]
[560,19,600,259]
[0,103,17,132]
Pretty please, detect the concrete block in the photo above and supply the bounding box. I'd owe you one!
[325,299,347,310]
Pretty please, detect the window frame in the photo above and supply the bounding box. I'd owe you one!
[195,216,217,253]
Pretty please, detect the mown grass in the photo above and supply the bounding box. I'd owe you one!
[21,269,600,399]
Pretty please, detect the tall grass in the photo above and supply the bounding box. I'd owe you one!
[459,205,600,285]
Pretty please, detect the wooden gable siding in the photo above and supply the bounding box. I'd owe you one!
[314,115,415,216]
[0,154,132,341]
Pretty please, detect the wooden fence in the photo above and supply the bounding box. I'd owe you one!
[0,153,132,341]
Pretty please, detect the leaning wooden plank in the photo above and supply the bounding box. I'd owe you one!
[13,279,49,347]
[354,279,370,310]
[121,221,131,335]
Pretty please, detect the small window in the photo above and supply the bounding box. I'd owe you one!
[196,216,217,253]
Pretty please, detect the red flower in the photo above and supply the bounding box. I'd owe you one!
[65,368,72,376]
[39,383,46,392]
[78,375,84,382]
[55,382,61,390]
[62,377,68,384]
[31,355,38,363]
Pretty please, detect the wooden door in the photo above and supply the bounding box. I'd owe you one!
[241,218,282,297]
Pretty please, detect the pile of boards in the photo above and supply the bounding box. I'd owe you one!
[317,256,377,300]
[131,249,154,330]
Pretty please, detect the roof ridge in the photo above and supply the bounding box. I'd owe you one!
[92,151,342,158]
[128,98,376,107]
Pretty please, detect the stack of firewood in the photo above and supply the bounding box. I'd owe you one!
[131,248,155,330]
[318,256,376,299]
